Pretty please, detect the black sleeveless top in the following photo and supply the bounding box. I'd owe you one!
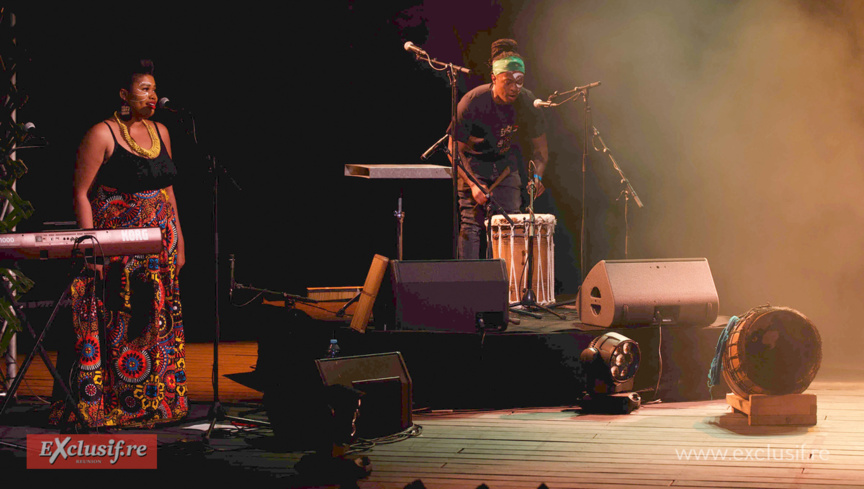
[96,121,178,193]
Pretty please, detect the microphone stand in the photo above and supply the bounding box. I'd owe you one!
[507,171,565,320]
[591,126,643,258]
[232,281,320,307]
[165,106,259,438]
[545,82,600,281]
[533,82,601,283]
[203,153,266,438]
[404,42,471,258]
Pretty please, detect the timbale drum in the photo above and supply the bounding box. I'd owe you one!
[489,213,556,305]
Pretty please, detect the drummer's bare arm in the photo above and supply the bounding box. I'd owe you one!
[448,137,489,205]
[530,134,549,196]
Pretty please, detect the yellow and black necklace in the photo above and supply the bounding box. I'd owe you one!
[113,111,160,159]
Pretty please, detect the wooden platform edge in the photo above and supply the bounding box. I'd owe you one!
[726,392,817,426]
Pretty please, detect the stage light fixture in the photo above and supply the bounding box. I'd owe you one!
[581,332,641,394]
[579,332,642,414]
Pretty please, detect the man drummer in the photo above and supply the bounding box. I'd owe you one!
[449,38,548,259]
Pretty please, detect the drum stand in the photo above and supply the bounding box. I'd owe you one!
[507,175,565,320]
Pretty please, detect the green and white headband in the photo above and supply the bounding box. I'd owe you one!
[492,56,525,75]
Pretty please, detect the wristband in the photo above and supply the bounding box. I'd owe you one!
[534,174,542,181]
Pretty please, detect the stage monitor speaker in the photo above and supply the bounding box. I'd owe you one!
[316,352,413,439]
[579,258,719,327]
[373,259,509,333]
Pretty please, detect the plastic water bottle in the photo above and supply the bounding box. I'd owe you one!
[326,338,341,358]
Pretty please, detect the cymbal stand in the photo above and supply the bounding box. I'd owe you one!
[508,168,565,320]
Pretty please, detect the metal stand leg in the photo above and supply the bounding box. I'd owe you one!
[394,195,405,260]
[508,214,565,320]
[508,169,565,320]
[0,277,87,429]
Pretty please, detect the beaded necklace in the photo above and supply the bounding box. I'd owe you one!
[113,111,160,159]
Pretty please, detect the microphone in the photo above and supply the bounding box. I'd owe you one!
[17,122,49,147]
[403,41,429,57]
[157,97,188,113]
[404,41,471,74]
[535,82,602,109]
[420,134,449,160]
[229,254,235,302]
[575,81,601,91]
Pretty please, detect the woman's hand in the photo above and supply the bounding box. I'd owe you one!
[84,259,104,280]
[176,246,186,272]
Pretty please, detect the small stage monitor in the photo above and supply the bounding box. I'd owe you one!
[316,352,413,439]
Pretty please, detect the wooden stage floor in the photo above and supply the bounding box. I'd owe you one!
[354,368,864,489]
[6,340,265,404]
[2,338,863,488]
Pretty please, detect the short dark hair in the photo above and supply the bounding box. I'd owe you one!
[118,59,155,89]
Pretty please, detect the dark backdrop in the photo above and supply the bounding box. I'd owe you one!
[10,3,624,343]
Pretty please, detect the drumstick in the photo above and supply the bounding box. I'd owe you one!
[471,167,511,210]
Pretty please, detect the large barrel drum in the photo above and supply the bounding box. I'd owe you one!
[722,306,821,398]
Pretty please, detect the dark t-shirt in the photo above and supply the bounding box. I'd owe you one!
[453,84,546,190]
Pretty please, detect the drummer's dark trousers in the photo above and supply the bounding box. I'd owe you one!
[457,184,521,260]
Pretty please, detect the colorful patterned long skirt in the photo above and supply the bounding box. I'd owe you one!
[50,185,188,428]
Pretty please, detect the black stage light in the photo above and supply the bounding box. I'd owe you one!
[579,332,642,414]
[581,332,641,393]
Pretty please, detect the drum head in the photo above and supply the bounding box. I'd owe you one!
[489,214,557,226]
[723,306,822,397]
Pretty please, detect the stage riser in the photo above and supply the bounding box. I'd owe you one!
[256,313,727,410]
[344,327,726,408]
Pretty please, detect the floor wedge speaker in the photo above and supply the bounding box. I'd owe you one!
[579,258,719,327]
[373,259,509,333]
[315,352,413,439]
